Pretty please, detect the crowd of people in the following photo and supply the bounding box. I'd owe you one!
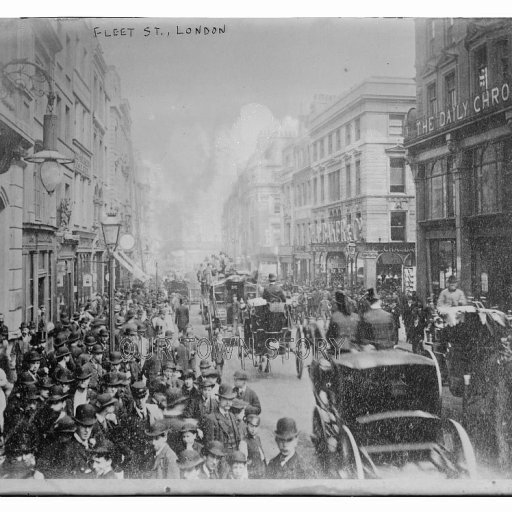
[0,282,311,480]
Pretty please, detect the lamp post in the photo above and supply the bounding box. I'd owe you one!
[101,210,122,351]
[1,59,74,188]
[348,242,356,293]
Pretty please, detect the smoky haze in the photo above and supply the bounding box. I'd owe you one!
[95,17,415,256]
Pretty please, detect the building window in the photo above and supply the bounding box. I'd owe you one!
[388,114,405,136]
[445,72,456,109]
[56,95,62,139]
[496,38,510,83]
[470,142,502,215]
[328,170,341,202]
[313,177,318,205]
[390,158,406,193]
[345,123,351,146]
[312,142,317,162]
[319,138,325,159]
[427,19,435,57]
[328,133,333,155]
[474,45,488,92]
[355,159,361,195]
[390,211,406,241]
[445,18,454,46]
[427,83,437,117]
[336,128,341,150]
[273,196,280,214]
[423,157,455,220]
[345,163,352,198]
[355,117,361,140]
[65,105,71,143]
[320,174,325,202]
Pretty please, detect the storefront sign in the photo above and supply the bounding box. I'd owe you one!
[74,149,91,176]
[364,243,414,254]
[83,273,92,287]
[404,266,416,294]
[360,250,379,259]
[414,82,511,138]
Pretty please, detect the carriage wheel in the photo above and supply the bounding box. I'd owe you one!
[337,425,365,479]
[439,419,477,478]
[312,407,329,465]
[239,339,246,370]
[295,328,305,379]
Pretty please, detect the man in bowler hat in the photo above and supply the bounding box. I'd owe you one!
[267,417,306,479]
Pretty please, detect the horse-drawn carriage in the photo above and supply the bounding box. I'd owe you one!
[238,297,294,373]
[424,303,512,472]
[309,348,477,479]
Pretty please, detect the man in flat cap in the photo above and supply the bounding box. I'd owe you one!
[145,419,179,479]
[233,370,261,414]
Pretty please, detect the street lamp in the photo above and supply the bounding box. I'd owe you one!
[1,59,74,190]
[348,242,356,293]
[101,210,122,351]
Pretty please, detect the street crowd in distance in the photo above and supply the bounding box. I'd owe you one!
[0,248,464,480]
[0,273,308,480]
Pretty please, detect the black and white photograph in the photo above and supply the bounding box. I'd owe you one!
[0,11,512,496]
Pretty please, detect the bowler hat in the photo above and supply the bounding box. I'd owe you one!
[334,291,346,307]
[177,449,203,470]
[26,350,42,363]
[54,416,76,433]
[245,405,260,416]
[183,370,195,380]
[145,419,169,437]
[204,368,219,379]
[67,331,81,343]
[30,331,45,346]
[55,367,75,384]
[274,417,299,439]
[55,346,71,359]
[19,371,37,386]
[199,360,212,370]
[233,370,248,381]
[124,325,137,335]
[93,393,117,411]
[109,351,123,365]
[84,335,97,347]
[163,361,176,370]
[245,413,261,426]
[131,380,148,399]
[91,344,104,355]
[48,384,68,402]
[216,383,236,400]
[75,365,92,381]
[198,379,215,389]
[54,333,69,348]
[166,389,187,409]
[203,440,225,458]
[74,404,97,426]
[268,273,277,282]
[37,376,53,390]
[228,450,247,464]
[116,372,131,385]
[91,318,106,328]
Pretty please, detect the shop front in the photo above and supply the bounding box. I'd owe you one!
[22,227,57,323]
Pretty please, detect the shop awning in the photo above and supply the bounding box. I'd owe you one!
[113,250,150,283]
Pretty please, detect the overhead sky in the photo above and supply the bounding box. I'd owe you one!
[91,17,415,248]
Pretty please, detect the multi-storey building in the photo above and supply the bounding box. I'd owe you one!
[405,19,512,308]
[282,78,416,291]
[222,129,295,274]
[0,19,149,332]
